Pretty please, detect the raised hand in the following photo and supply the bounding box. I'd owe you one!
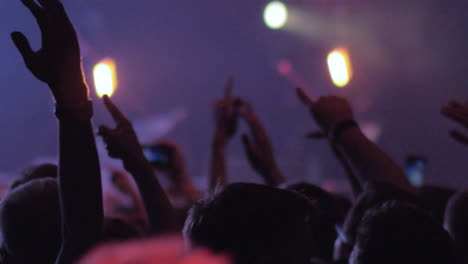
[12,0,87,104]
[99,96,175,234]
[296,88,354,136]
[442,100,468,146]
[296,88,415,194]
[238,99,285,186]
[209,78,241,192]
[99,96,144,165]
[213,77,239,142]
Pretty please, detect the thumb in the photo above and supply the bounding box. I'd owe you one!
[98,125,114,139]
[11,32,34,63]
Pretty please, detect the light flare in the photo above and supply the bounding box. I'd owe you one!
[327,48,352,88]
[264,1,288,30]
[93,58,117,97]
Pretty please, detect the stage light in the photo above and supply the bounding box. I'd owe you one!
[93,58,117,97]
[327,48,352,88]
[264,1,288,30]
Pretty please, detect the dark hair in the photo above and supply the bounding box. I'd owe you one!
[351,201,456,264]
[0,179,61,263]
[445,191,468,261]
[184,183,319,264]
[9,163,58,191]
[285,182,346,262]
[418,185,455,224]
[342,183,418,246]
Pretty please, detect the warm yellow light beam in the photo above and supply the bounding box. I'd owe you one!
[327,48,352,88]
[93,58,117,97]
[264,1,288,30]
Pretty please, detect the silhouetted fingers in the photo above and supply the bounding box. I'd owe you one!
[451,130,468,146]
[449,100,463,108]
[296,87,314,106]
[98,125,114,139]
[21,0,43,19]
[442,107,468,128]
[448,100,468,115]
[306,130,326,139]
[98,125,121,157]
[236,98,254,118]
[11,32,34,63]
[103,95,129,125]
[37,0,60,8]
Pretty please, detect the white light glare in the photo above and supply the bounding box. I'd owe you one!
[264,1,288,30]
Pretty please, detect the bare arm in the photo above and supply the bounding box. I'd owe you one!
[209,78,238,192]
[297,88,414,194]
[57,111,103,263]
[331,144,362,199]
[12,0,103,262]
[111,171,149,231]
[99,96,175,234]
[238,99,285,186]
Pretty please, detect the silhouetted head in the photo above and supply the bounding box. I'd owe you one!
[341,184,418,245]
[350,201,456,264]
[285,182,346,262]
[418,185,455,224]
[0,178,61,264]
[184,183,319,264]
[9,163,58,191]
[445,191,468,261]
[334,183,418,262]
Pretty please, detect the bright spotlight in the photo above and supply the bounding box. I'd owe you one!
[93,58,117,97]
[264,1,288,30]
[327,48,352,88]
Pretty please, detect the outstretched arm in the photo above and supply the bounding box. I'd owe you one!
[331,144,362,199]
[209,78,238,192]
[238,99,285,186]
[297,88,414,194]
[99,96,175,234]
[111,171,149,231]
[305,115,362,198]
[12,0,102,262]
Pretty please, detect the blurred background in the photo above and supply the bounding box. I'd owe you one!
[0,0,466,193]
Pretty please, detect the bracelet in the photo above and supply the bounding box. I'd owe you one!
[55,100,93,121]
[330,120,358,143]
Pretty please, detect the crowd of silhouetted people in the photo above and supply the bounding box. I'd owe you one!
[1,0,468,263]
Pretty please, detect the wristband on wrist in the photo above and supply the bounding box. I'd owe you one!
[55,100,93,121]
[330,120,358,143]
